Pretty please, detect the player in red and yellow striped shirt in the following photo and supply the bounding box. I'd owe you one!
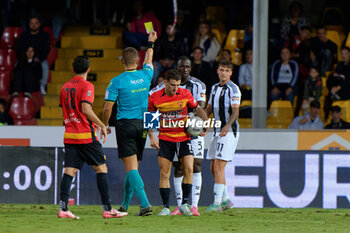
[148,69,208,216]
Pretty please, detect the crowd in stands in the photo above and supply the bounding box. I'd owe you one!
[1,0,350,129]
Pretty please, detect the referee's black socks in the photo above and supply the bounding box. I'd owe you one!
[59,174,73,211]
[96,173,112,211]
[182,183,192,205]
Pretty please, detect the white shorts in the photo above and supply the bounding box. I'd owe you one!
[173,136,205,162]
[206,132,239,161]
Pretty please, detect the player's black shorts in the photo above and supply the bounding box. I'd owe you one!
[158,139,193,162]
[64,142,106,169]
[116,119,147,160]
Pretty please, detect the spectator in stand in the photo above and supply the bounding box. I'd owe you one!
[325,106,350,129]
[324,47,350,119]
[309,26,338,76]
[190,47,211,89]
[0,98,13,125]
[12,46,42,98]
[302,67,322,114]
[17,16,50,95]
[280,1,310,43]
[122,0,161,50]
[285,26,312,116]
[193,21,220,64]
[238,49,253,100]
[288,100,323,130]
[153,24,186,84]
[270,47,299,104]
[156,74,164,85]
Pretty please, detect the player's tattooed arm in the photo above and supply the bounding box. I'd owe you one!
[144,31,158,65]
[148,130,160,150]
[197,100,205,109]
[220,104,239,137]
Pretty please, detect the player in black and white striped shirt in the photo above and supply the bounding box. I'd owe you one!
[205,60,241,211]
[149,56,206,216]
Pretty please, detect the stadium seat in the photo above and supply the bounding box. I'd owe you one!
[9,96,36,120]
[14,118,38,125]
[0,71,11,96]
[268,100,294,124]
[224,29,245,51]
[0,49,17,71]
[241,100,252,107]
[332,100,350,122]
[232,51,242,65]
[0,27,23,49]
[206,6,227,23]
[32,91,44,113]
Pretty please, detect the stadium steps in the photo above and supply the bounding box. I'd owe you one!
[61,36,123,49]
[55,58,124,71]
[63,26,123,36]
[41,106,103,118]
[37,119,63,126]
[58,48,123,59]
[51,71,121,83]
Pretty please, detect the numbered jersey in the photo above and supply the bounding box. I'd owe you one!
[59,76,98,144]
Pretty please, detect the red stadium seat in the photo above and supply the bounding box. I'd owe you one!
[32,91,44,113]
[0,27,23,49]
[9,96,36,120]
[0,71,11,96]
[0,49,17,71]
[43,27,55,48]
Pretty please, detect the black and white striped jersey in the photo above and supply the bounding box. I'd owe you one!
[149,76,206,102]
[208,80,241,135]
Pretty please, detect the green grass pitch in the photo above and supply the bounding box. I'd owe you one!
[1,204,350,233]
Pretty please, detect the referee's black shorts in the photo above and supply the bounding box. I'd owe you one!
[64,142,106,169]
[116,119,147,161]
[159,139,193,162]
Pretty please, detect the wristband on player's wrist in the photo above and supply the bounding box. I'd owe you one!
[147,41,154,49]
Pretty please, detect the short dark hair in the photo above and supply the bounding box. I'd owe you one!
[310,100,321,109]
[122,47,138,66]
[222,49,232,56]
[0,98,7,109]
[193,47,204,54]
[165,69,181,81]
[218,60,233,70]
[341,46,350,53]
[299,26,312,32]
[317,26,326,31]
[331,105,341,112]
[72,56,90,74]
[309,66,319,72]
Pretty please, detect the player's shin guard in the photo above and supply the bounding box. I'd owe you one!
[191,172,202,207]
[59,174,73,211]
[213,183,224,205]
[181,183,192,204]
[121,174,133,210]
[128,170,150,208]
[173,176,183,206]
[96,173,112,211]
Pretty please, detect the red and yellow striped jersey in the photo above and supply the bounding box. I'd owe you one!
[148,88,197,142]
[59,76,98,144]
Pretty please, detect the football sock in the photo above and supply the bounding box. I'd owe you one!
[128,169,150,208]
[59,174,73,211]
[174,176,183,206]
[222,185,230,203]
[96,173,112,211]
[159,188,171,208]
[121,174,133,210]
[191,172,202,207]
[181,183,192,205]
[213,183,225,205]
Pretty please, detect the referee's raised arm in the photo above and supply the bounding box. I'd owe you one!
[144,31,157,65]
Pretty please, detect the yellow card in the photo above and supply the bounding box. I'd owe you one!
[144,22,154,34]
